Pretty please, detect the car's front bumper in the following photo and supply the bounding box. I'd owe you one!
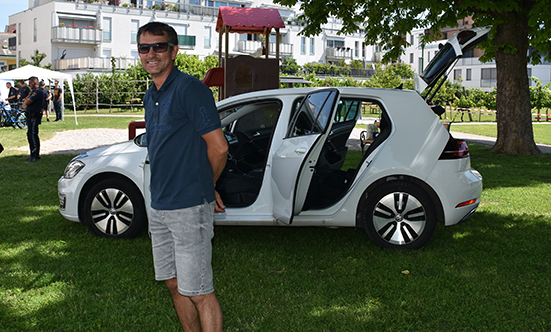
[58,176,81,222]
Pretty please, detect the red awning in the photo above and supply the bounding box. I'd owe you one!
[216,7,285,34]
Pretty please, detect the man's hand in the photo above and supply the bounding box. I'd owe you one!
[214,190,226,213]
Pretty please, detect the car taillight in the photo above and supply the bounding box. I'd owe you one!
[439,138,469,159]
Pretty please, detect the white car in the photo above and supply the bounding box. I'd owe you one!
[58,26,489,249]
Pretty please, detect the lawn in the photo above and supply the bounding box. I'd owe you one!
[1,118,551,331]
[450,122,551,145]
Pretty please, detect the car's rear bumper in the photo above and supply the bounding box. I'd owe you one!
[428,160,483,226]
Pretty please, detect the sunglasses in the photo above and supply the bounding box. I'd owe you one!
[137,42,175,54]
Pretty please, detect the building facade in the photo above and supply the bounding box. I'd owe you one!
[10,0,375,76]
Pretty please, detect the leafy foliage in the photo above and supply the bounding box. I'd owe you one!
[19,50,52,69]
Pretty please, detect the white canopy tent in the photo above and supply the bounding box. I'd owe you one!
[0,65,78,124]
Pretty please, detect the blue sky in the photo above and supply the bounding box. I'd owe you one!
[0,0,28,31]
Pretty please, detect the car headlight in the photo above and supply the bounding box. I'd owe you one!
[63,160,85,179]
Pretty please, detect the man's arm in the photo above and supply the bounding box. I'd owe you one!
[202,128,228,212]
[21,95,33,109]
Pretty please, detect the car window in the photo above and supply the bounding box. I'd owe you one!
[289,89,338,137]
[234,102,280,132]
[334,100,362,124]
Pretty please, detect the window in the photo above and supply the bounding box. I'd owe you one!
[103,17,112,41]
[131,20,139,43]
[289,90,337,137]
[204,26,211,48]
[355,41,359,57]
[18,23,21,45]
[481,68,497,87]
[33,18,37,42]
[310,38,315,55]
[301,37,306,54]
[327,39,344,48]
[410,34,414,46]
[409,53,414,63]
[466,68,472,81]
[454,69,461,81]
[103,49,111,58]
[207,1,240,7]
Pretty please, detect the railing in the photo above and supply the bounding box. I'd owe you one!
[55,57,139,71]
[237,41,294,56]
[51,26,103,44]
[74,2,218,18]
[325,47,353,60]
[269,43,293,56]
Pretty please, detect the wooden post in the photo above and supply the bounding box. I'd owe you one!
[275,28,280,61]
[224,25,229,99]
[264,27,269,59]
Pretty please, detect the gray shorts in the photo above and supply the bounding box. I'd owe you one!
[149,200,215,297]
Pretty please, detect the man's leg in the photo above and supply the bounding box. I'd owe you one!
[189,292,223,332]
[165,278,201,332]
[165,278,223,332]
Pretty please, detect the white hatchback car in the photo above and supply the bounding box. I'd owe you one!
[58,27,489,249]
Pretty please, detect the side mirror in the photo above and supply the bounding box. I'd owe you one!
[134,133,148,147]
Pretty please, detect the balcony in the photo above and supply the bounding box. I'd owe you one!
[325,47,352,60]
[51,26,102,44]
[237,40,294,56]
[55,57,139,71]
[178,35,196,49]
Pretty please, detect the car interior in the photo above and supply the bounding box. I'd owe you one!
[215,96,390,210]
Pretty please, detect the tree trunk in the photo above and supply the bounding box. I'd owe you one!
[492,8,541,155]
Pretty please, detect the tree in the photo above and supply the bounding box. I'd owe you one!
[276,0,550,155]
[19,49,52,69]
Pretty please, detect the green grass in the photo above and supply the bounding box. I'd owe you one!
[450,123,551,145]
[1,120,551,330]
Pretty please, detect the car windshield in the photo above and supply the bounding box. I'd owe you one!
[421,43,458,84]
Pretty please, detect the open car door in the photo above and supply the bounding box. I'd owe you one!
[271,88,340,224]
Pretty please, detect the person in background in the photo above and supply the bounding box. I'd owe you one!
[21,76,44,162]
[6,82,18,107]
[138,21,226,332]
[52,80,63,121]
[18,80,31,103]
[40,81,51,122]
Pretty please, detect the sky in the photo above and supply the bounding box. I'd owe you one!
[0,0,28,31]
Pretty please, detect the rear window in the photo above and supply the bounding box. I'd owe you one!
[421,43,457,83]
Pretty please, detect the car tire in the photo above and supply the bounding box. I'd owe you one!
[82,178,147,238]
[362,181,437,249]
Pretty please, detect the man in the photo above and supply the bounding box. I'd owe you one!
[18,80,31,103]
[6,82,18,107]
[40,81,51,122]
[137,22,227,332]
[52,80,63,121]
[21,76,44,162]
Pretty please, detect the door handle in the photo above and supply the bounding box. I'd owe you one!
[295,147,307,154]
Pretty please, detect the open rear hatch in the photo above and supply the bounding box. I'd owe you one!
[415,25,492,107]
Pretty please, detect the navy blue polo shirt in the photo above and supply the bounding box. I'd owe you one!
[27,88,44,114]
[19,85,31,101]
[144,66,221,210]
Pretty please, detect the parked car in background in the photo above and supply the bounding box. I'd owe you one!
[58,26,490,249]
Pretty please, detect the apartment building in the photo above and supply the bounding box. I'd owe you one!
[401,17,551,91]
[9,0,374,76]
